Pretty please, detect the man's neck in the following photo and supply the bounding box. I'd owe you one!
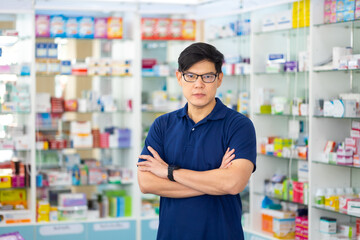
[187,99,216,124]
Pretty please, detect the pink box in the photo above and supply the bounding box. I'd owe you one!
[94,18,108,39]
[351,129,360,138]
[11,175,25,187]
[100,132,109,148]
[36,15,50,37]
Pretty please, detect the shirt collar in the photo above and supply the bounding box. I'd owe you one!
[176,98,227,121]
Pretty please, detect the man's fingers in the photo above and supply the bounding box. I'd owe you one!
[139,155,153,161]
[147,146,161,160]
[137,161,151,167]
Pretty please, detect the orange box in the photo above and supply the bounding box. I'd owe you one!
[262,213,273,233]
[107,17,122,39]
[0,176,11,188]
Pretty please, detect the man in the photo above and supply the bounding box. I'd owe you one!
[137,42,256,240]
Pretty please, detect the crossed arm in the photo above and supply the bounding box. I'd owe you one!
[137,146,254,198]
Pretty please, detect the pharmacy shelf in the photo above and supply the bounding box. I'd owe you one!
[254,191,308,206]
[243,227,278,240]
[313,68,360,73]
[258,153,307,161]
[254,27,309,36]
[36,74,132,78]
[36,110,131,114]
[254,71,309,75]
[37,147,131,151]
[313,115,360,120]
[254,113,308,119]
[35,37,132,42]
[312,160,360,169]
[37,182,134,189]
[314,19,360,28]
[140,216,159,220]
[0,149,30,152]
[142,110,169,114]
[142,76,174,78]
[0,210,31,215]
[37,216,137,225]
[0,111,31,114]
[208,34,250,42]
[313,206,360,218]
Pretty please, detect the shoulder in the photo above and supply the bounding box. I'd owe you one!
[152,109,182,128]
[224,108,254,130]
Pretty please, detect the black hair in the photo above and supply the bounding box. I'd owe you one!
[178,42,224,73]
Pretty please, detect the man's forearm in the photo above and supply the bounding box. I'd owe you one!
[172,160,253,196]
[138,170,205,198]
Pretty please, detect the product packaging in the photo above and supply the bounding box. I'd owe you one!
[94,18,108,39]
[181,19,196,40]
[78,17,95,39]
[35,15,50,37]
[50,15,66,38]
[65,17,79,38]
[107,17,122,39]
[155,18,171,40]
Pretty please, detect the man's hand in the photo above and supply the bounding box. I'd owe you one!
[220,148,235,169]
[137,146,169,179]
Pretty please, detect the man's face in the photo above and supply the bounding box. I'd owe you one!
[176,60,223,110]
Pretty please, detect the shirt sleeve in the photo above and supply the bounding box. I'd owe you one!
[227,116,257,172]
[138,117,166,163]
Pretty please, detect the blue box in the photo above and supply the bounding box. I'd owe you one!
[78,17,94,39]
[61,61,72,75]
[36,43,48,58]
[337,0,345,11]
[0,48,2,57]
[65,17,79,38]
[344,10,355,20]
[337,10,345,21]
[344,0,355,11]
[50,15,66,38]
[47,43,58,58]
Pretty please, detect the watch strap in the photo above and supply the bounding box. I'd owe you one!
[168,165,180,182]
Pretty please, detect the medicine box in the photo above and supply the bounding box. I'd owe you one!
[273,218,296,239]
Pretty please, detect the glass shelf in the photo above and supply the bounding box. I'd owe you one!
[258,153,307,161]
[36,110,131,114]
[254,27,309,36]
[313,206,360,218]
[35,37,132,41]
[37,147,130,151]
[254,191,308,206]
[142,75,173,78]
[208,34,250,41]
[255,71,309,75]
[0,111,31,114]
[255,113,308,119]
[36,73,132,78]
[37,182,134,189]
[313,68,360,73]
[142,110,169,113]
[313,115,360,120]
[314,19,360,28]
[312,160,360,169]
[0,149,30,152]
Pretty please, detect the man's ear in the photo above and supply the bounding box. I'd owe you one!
[217,72,223,88]
[176,71,183,86]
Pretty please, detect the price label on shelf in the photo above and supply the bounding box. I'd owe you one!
[39,224,84,236]
[93,222,130,231]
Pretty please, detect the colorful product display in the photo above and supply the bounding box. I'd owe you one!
[324,0,359,23]
[141,18,196,40]
[36,14,123,39]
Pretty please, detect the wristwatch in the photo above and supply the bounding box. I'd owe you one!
[168,165,180,182]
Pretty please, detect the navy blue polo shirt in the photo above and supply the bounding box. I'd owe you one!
[140,98,256,240]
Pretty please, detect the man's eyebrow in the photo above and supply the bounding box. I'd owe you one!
[184,71,216,74]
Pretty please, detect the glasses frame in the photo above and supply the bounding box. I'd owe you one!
[182,72,218,83]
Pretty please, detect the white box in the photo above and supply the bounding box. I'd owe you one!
[262,14,277,32]
[347,200,360,216]
[71,134,93,148]
[276,11,292,30]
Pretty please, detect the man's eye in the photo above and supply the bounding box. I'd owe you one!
[186,74,195,78]
[203,75,212,79]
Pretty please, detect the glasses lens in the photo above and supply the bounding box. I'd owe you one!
[202,74,216,83]
[184,73,197,82]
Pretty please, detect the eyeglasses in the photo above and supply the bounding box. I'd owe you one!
[182,72,218,83]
